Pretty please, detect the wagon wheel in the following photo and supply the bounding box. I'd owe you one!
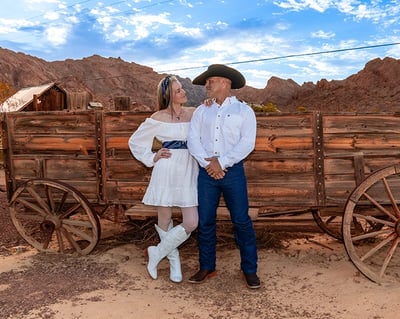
[342,165,400,283]
[9,179,101,255]
[311,209,343,240]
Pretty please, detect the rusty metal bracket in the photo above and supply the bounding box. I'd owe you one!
[313,111,326,207]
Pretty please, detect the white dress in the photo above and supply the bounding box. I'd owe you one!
[128,118,199,207]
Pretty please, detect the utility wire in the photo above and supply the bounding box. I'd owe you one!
[65,41,400,82]
[159,42,400,73]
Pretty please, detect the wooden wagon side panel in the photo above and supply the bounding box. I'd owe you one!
[246,113,317,211]
[322,114,400,207]
[101,112,319,210]
[101,112,152,204]
[3,111,99,201]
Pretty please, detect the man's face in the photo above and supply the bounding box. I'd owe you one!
[205,76,227,97]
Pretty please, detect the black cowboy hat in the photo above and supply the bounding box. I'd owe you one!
[192,64,246,89]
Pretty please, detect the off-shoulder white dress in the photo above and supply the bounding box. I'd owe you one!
[128,118,198,207]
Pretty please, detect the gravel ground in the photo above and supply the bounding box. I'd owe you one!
[0,180,303,319]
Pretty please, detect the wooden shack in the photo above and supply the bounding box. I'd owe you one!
[0,83,67,112]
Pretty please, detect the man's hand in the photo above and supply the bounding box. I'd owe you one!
[205,157,225,179]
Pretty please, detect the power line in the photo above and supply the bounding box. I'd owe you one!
[159,42,400,73]
[60,41,400,82]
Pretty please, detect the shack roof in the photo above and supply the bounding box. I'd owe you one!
[0,82,57,112]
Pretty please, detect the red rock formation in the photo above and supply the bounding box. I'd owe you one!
[1,47,399,113]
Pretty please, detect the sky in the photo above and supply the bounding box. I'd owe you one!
[0,0,400,89]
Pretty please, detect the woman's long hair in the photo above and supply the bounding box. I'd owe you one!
[157,75,178,111]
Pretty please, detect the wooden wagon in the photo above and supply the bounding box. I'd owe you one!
[2,109,400,284]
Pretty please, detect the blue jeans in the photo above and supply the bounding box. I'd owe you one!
[197,161,258,274]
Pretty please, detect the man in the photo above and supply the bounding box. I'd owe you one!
[187,64,260,289]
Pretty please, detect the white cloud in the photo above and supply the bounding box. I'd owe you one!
[0,18,36,34]
[110,25,130,41]
[274,0,333,12]
[45,25,69,46]
[44,11,60,20]
[311,30,335,39]
[97,15,113,30]
[127,13,172,40]
[173,25,201,37]
[275,0,397,24]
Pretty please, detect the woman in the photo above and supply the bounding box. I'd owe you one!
[128,75,198,283]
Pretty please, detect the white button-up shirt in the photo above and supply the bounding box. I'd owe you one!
[188,96,257,169]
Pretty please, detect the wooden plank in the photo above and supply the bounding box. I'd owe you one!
[104,158,150,181]
[125,204,258,221]
[323,114,400,134]
[103,112,150,133]
[254,136,313,152]
[324,134,400,150]
[44,159,97,180]
[11,136,96,154]
[245,159,314,177]
[7,111,96,134]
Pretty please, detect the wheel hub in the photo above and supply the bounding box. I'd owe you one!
[41,214,62,231]
[40,221,55,233]
[395,220,400,236]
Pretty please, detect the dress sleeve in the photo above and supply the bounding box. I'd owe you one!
[128,118,160,167]
[187,105,210,168]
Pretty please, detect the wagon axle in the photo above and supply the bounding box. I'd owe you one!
[40,220,56,234]
[395,220,400,237]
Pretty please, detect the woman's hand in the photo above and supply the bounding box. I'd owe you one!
[154,148,171,162]
[204,97,216,107]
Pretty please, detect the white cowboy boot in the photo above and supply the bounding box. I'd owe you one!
[155,222,183,282]
[146,225,189,280]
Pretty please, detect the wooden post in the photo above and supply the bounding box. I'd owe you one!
[33,94,39,111]
[114,96,131,111]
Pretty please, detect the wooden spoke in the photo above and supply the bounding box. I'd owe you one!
[25,185,51,215]
[342,165,400,284]
[9,179,100,255]
[380,237,400,277]
[352,213,395,229]
[15,198,48,218]
[359,234,395,261]
[362,191,398,222]
[351,229,394,242]
[382,177,400,218]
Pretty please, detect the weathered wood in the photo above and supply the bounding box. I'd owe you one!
[125,204,259,221]
[114,96,131,111]
[3,110,400,223]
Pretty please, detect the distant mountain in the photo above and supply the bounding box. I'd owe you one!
[1,47,399,113]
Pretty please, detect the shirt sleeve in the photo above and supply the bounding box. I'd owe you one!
[187,105,210,168]
[218,105,257,169]
[128,118,160,167]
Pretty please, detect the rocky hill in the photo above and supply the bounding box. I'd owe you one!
[1,47,399,113]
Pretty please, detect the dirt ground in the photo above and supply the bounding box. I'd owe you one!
[1,175,400,319]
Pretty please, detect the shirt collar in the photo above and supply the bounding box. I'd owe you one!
[218,96,237,107]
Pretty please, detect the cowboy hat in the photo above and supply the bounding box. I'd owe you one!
[192,64,246,89]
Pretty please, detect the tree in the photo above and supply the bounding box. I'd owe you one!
[0,82,16,104]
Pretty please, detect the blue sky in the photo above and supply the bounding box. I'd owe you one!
[0,0,399,88]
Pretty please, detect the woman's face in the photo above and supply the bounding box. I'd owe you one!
[171,80,187,105]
